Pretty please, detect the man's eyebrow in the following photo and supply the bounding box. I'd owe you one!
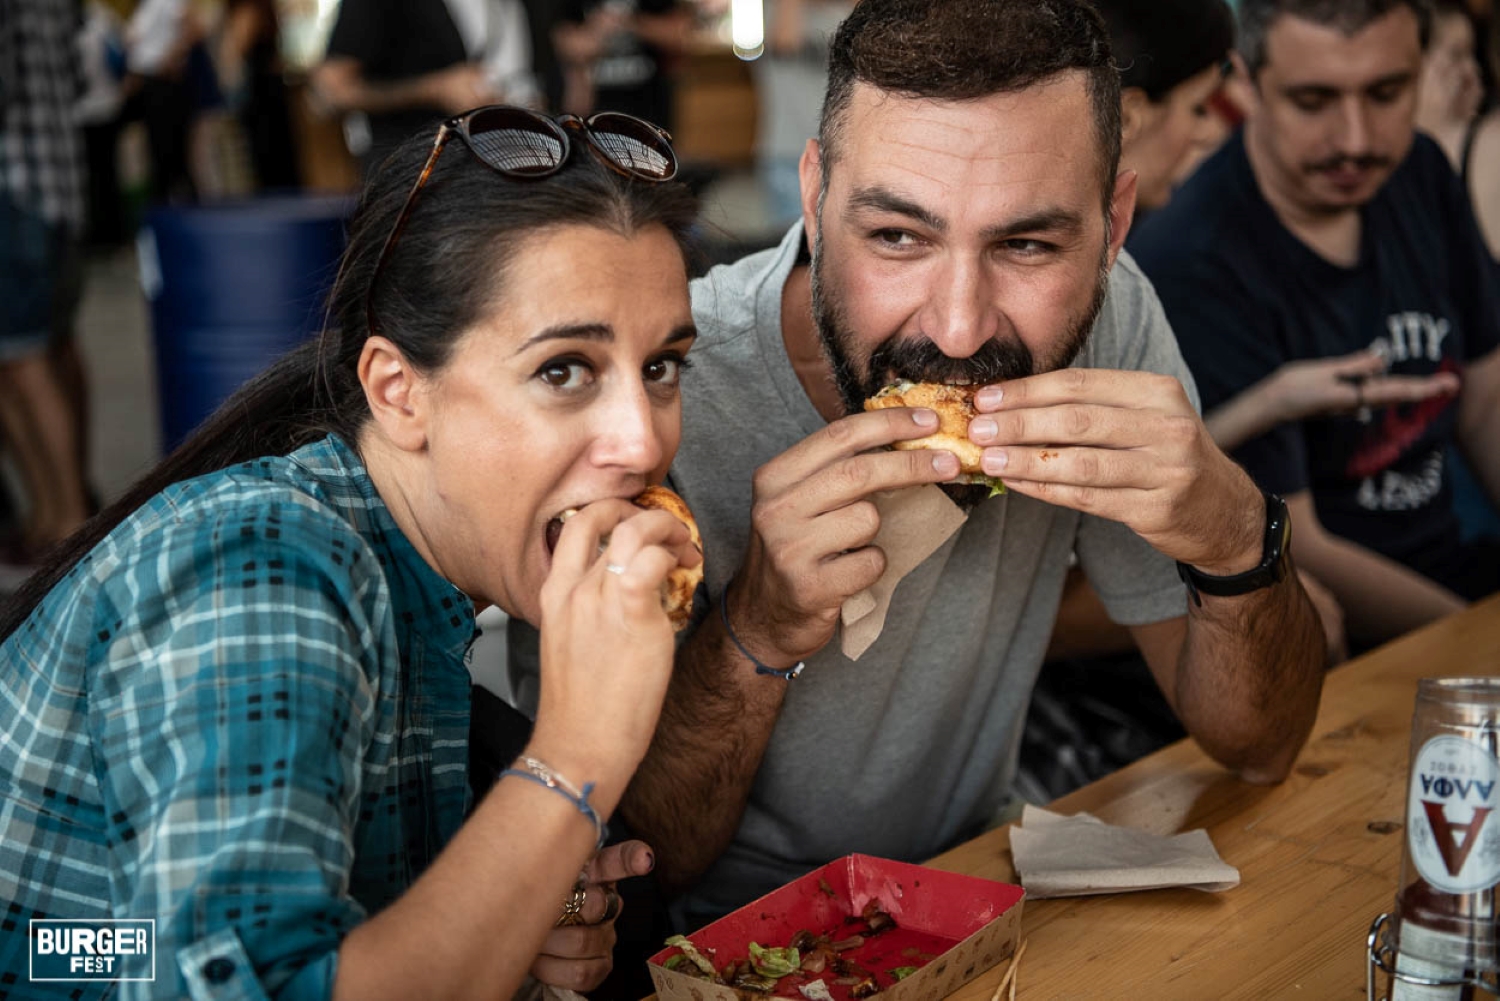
[514,323,613,355]
[981,208,1086,242]
[845,186,947,233]
[1281,83,1340,99]
[1364,71,1415,91]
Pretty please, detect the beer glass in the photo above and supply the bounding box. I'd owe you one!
[1369,678,1500,1000]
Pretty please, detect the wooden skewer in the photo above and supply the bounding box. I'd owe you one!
[987,938,1029,1001]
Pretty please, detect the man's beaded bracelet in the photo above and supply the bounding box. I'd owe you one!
[719,582,805,680]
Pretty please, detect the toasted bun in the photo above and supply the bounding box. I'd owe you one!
[633,485,704,631]
[863,382,985,474]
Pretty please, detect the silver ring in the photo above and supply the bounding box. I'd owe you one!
[599,885,623,924]
[556,882,588,927]
[605,563,627,576]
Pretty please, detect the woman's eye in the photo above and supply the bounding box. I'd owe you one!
[645,354,692,386]
[537,359,593,389]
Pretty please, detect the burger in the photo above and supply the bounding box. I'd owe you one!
[548,486,704,631]
[632,485,704,631]
[863,381,1006,497]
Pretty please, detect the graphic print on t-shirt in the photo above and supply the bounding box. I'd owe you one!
[1347,311,1459,512]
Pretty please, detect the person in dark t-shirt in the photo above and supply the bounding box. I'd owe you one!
[1132,0,1500,649]
[551,0,691,130]
[313,0,538,172]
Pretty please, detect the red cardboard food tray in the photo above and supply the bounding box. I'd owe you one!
[648,854,1025,1000]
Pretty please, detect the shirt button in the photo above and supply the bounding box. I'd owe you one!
[202,957,236,984]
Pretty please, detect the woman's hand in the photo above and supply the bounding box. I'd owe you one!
[1267,351,1459,423]
[531,500,701,803]
[530,840,655,993]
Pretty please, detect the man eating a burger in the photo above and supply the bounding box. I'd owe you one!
[508,0,1327,932]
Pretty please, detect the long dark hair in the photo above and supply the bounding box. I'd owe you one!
[0,123,700,639]
[1092,0,1236,101]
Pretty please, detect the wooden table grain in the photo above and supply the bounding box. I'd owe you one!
[932,593,1500,1000]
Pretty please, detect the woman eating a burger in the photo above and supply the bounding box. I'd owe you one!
[0,106,702,1000]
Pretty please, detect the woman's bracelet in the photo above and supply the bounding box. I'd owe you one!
[500,755,608,851]
[719,581,805,680]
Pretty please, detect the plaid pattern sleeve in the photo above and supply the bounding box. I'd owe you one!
[0,436,478,1001]
[0,0,85,228]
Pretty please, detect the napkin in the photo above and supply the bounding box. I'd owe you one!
[1009,806,1240,899]
[839,486,969,660]
[510,984,587,1001]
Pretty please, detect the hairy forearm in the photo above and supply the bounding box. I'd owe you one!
[1175,568,1324,783]
[618,613,787,896]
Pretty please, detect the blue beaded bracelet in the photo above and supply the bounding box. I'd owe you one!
[719,582,805,680]
[501,756,608,851]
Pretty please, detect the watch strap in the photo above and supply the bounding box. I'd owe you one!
[1176,490,1291,606]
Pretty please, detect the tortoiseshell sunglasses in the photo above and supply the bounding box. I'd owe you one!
[367,105,678,335]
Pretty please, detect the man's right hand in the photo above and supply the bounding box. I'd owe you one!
[725,406,959,666]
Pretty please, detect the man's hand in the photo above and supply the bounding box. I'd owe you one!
[730,406,960,666]
[970,369,1263,575]
[1267,350,1459,422]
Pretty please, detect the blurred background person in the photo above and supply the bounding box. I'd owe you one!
[1103,0,1238,213]
[76,0,134,249]
[123,0,211,202]
[216,0,300,191]
[1133,0,1500,652]
[552,0,692,129]
[752,0,852,228]
[0,0,94,569]
[1416,0,1499,259]
[313,0,540,174]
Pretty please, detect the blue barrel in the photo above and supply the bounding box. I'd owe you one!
[140,194,353,451]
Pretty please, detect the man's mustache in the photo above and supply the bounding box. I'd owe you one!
[866,336,1034,390]
[1305,154,1391,174]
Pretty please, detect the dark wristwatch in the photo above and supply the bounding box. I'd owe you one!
[1176,490,1291,606]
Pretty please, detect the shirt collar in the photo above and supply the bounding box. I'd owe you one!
[311,433,479,665]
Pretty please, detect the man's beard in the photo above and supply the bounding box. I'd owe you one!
[809,227,1111,418]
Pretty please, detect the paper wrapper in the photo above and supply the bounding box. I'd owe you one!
[839,486,968,660]
[1010,806,1240,899]
[508,982,585,1001]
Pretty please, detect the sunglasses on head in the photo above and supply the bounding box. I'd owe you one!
[367,105,679,335]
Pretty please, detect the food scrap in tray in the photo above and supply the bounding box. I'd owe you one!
[662,900,944,999]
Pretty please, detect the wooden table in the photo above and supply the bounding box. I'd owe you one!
[929,593,1500,1000]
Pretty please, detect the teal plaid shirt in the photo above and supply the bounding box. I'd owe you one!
[0,434,478,1000]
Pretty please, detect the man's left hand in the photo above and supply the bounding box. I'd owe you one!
[969,369,1263,575]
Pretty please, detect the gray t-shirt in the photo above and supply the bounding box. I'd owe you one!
[510,224,1195,922]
